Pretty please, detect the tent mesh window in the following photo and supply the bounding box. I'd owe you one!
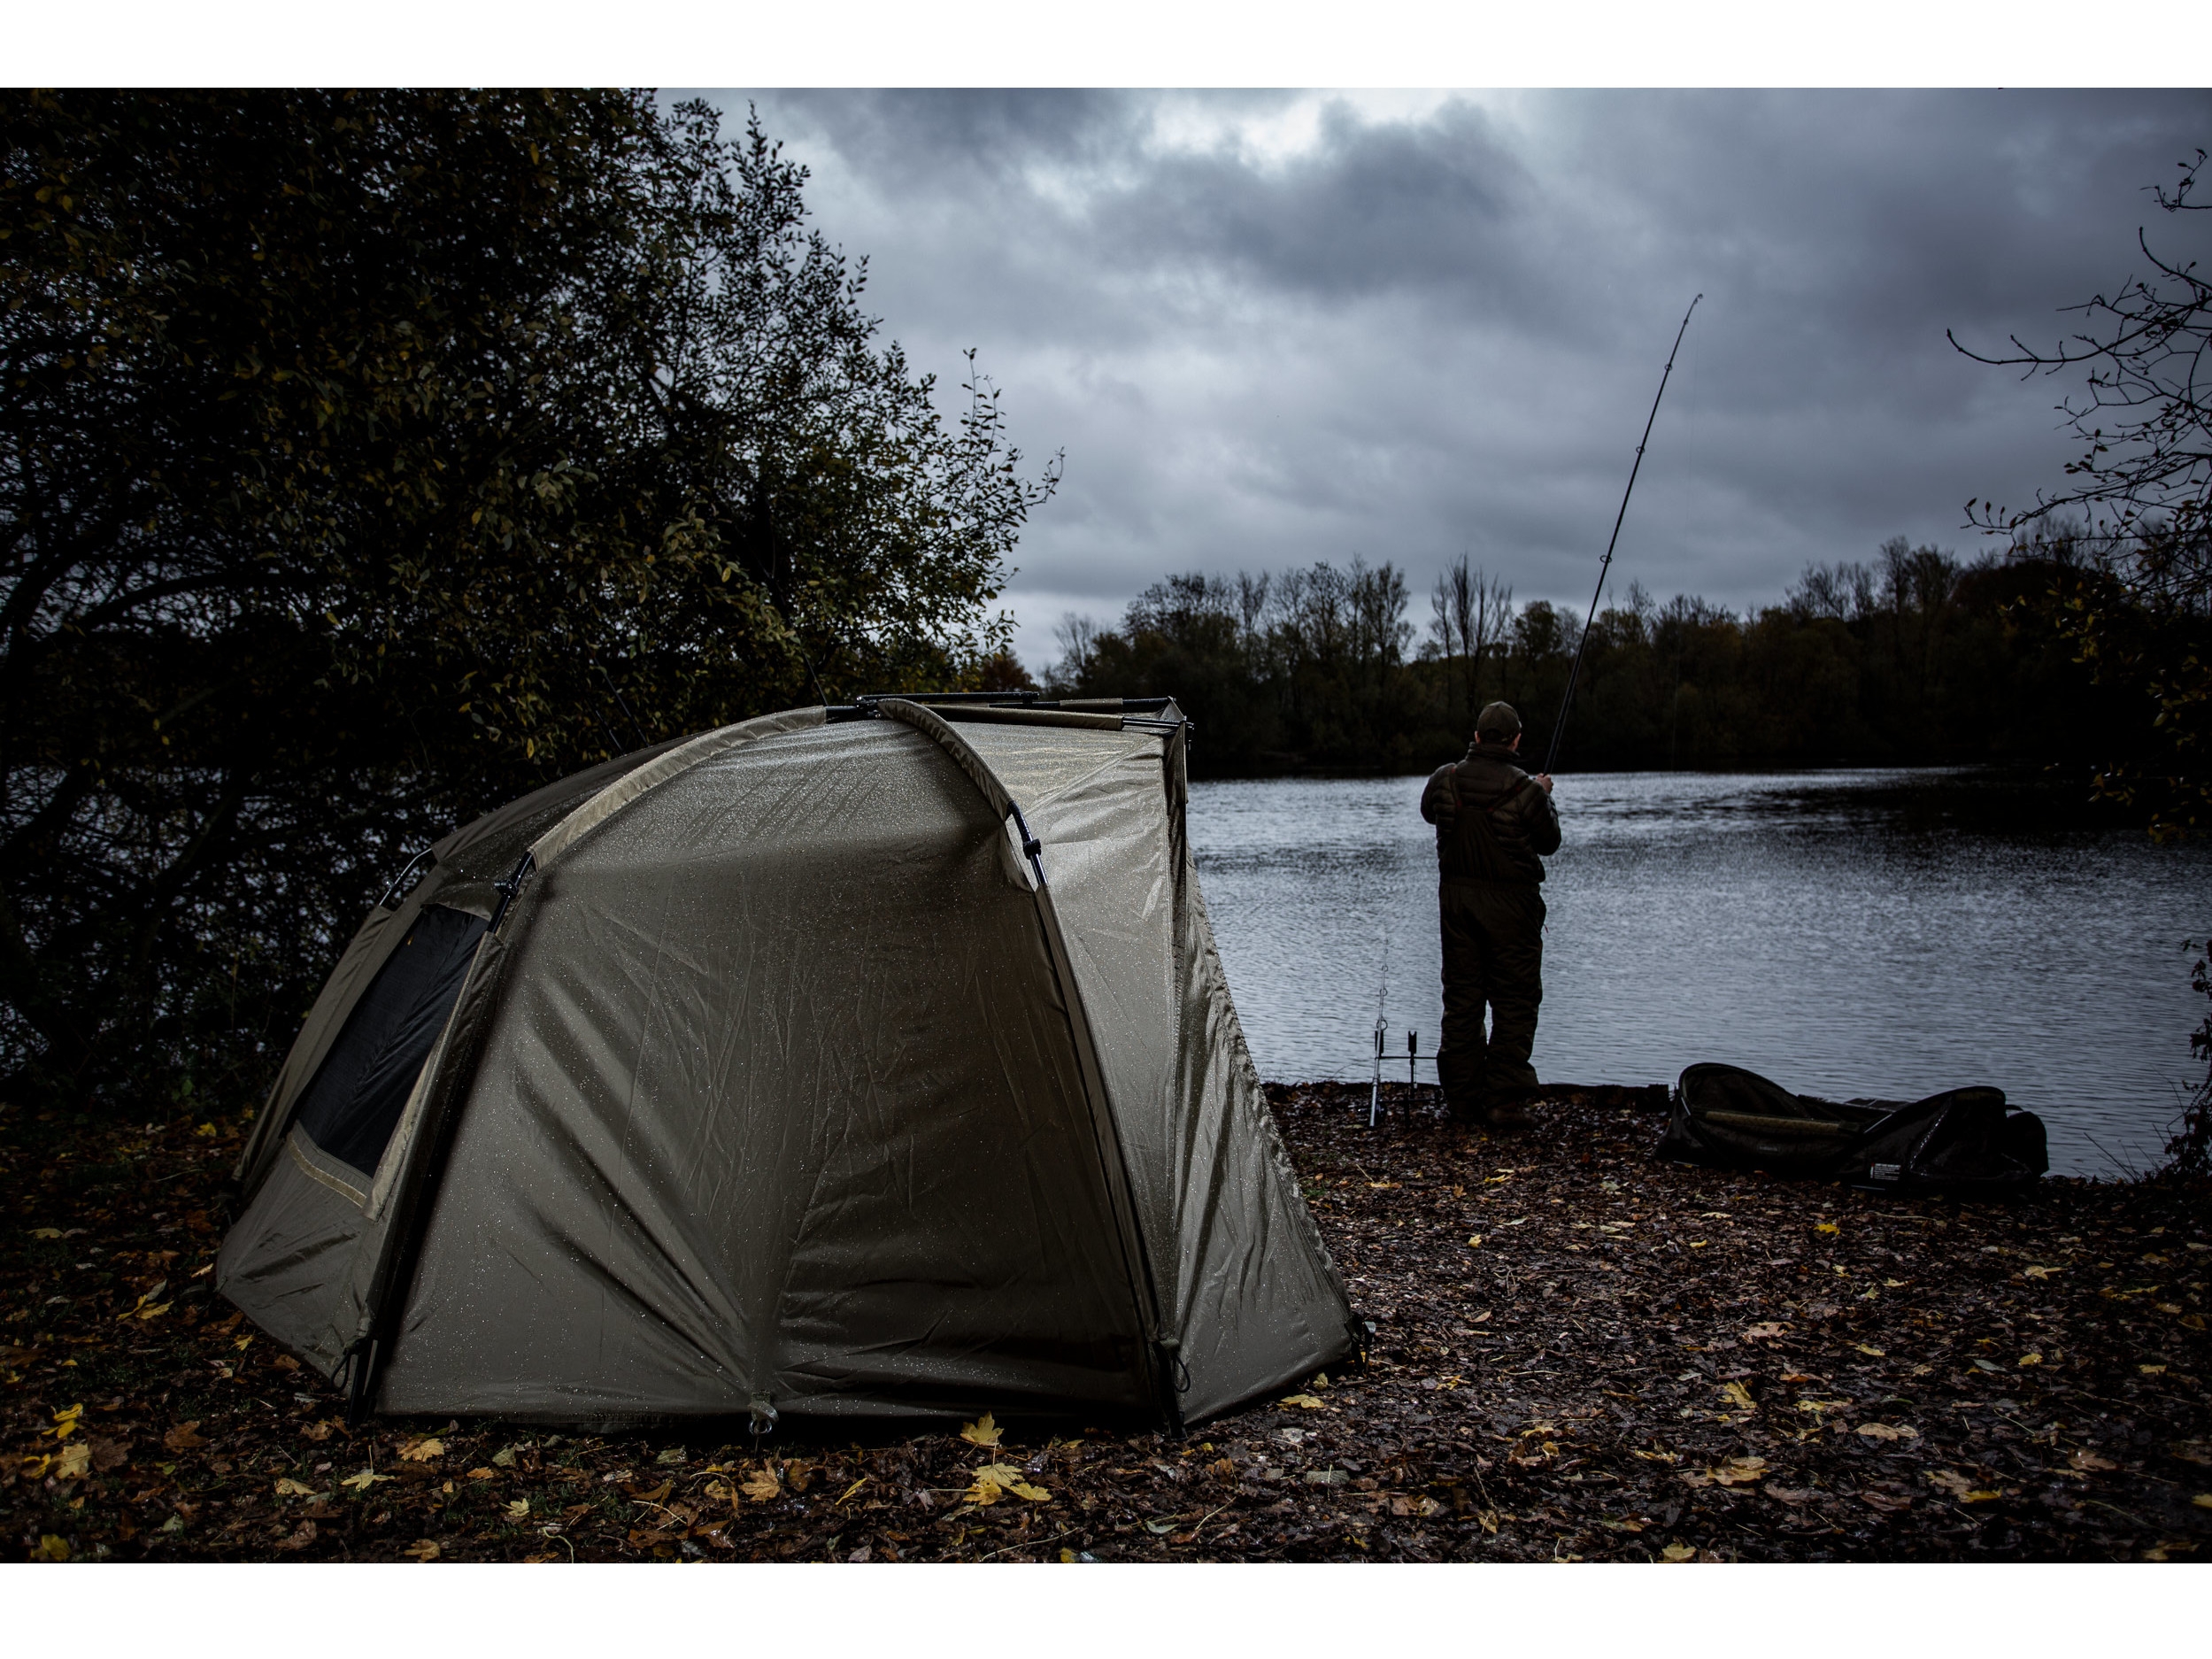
[291,905,489,1177]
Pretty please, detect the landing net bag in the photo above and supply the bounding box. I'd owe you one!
[1655,1062,2047,1194]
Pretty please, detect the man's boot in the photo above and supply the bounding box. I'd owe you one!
[1443,1090,1485,1130]
[1482,1091,1535,1131]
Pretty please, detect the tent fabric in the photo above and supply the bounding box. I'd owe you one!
[218,701,1353,1429]
[232,734,692,1196]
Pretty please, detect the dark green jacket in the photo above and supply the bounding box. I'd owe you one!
[1420,740,1561,884]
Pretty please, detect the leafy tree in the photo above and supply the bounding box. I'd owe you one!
[1953,148,2211,840]
[0,90,1055,1112]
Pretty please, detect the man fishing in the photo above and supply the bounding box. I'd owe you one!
[1421,701,1559,1131]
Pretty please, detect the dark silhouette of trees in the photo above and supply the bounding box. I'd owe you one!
[1954,147,2211,842]
[0,91,1056,1112]
[1048,540,2126,779]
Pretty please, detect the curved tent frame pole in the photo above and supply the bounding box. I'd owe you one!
[875,698,1185,1428]
[376,846,435,912]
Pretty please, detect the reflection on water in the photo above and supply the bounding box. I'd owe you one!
[1189,768,2210,1179]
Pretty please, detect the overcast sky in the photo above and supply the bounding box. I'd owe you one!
[711,89,2212,673]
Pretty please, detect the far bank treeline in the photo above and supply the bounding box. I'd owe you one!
[1043,533,2140,778]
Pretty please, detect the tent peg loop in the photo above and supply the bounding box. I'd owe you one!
[1154,1339,1191,1435]
[747,1393,779,1453]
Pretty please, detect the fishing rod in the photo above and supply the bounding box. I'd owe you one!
[1543,294,1701,777]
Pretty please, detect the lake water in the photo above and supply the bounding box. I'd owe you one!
[1188,768,2211,1179]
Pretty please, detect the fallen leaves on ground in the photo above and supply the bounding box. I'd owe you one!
[1702,1457,1769,1487]
[4,1082,2208,1563]
[967,1463,1050,1503]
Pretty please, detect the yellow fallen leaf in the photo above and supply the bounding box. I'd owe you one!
[56,1442,90,1480]
[19,1455,51,1479]
[35,1535,69,1562]
[404,1539,440,1562]
[1280,1393,1329,1409]
[505,1498,529,1519]
[30,1228,62,1239]
[1467,1236,1484,1248]
[1630,1449,1678,1464]
[2192,1493,2212,1509]
[118,1285,173,1322]
[740,1468,780,1502]
[340,1470,393,1490]
[2023,1265,2056,1280]
[274,1477,316,1496]
[1718,1381,1755,1410]
[2156,1302,2184,1316]
[1661,1543,1695,1562]
[2140,1363,2167,1376]
[234,1335,253,1351]
[1856,1423,1918,1442]
[2020,1353,2043,1367]
[1689,1240,1707,1248]
[960,1412,1003,1448]
[1704,1456,1768,1486]
[466,1468,496,1480]
[1310,1374,1329,1388]
[1742,1322,1789,1340]
[46,1404,83,1439]
[981,1465,1062,1509]
[1815,1222,1838,1235]
[397,1437,443,1462]
[194,1122,218,1137]
[1854,1345,1884,1357]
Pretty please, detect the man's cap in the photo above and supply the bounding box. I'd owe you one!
[1476,701,1522,741]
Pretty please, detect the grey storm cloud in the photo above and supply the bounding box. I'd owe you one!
[707,88,2212,670]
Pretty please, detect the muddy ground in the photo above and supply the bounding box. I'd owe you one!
[5,1082,2208,1563]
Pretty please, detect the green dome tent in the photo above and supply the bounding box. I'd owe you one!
[220,697,1355,1431]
